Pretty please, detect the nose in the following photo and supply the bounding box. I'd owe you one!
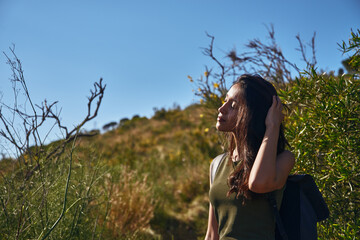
[218,103,226,113]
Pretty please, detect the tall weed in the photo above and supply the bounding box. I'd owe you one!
[104,166,156,239]
[0,146,109,239]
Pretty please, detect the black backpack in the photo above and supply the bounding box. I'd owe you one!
[210,154,330,240]
[269,174,330,240]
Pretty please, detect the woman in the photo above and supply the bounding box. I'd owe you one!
[205,74,295,240]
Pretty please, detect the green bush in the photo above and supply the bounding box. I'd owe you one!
[0,147,110,240]
[339,29,360,74]
[279,71,360,239]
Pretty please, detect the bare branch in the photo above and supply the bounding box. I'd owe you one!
[1,47,106,182]
[296,32,317,68]
[191,25,319,114]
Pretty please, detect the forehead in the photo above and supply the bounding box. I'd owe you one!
[226,84,241,99]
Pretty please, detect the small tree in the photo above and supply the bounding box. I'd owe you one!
[103,121,118,131]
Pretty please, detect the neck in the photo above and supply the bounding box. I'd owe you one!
[229,133,239,162]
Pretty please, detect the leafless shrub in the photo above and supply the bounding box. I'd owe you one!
[193,25,317,109]
[0,45,105,168]
[0,45,106,239]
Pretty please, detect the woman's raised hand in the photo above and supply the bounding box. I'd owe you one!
[265,96,284,129]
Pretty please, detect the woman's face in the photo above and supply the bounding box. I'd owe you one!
[216,84,241,132]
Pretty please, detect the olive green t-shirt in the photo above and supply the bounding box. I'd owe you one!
[209,154,284,240]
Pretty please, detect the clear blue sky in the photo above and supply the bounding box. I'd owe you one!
[0,0,359,139]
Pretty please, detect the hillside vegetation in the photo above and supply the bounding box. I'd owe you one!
[76,103,222,239]
[0,101,223,239]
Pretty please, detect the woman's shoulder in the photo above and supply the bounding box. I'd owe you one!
[277,150,296,176]
[210,153,229,184]
[210,153,227,167]
[278,150,295,161]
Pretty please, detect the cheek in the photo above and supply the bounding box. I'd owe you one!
[228,112,238,126]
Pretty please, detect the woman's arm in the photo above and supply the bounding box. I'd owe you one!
[205,203,219,240]
[205,166,219,240]
[248,96,295,193]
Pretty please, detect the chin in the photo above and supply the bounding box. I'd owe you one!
[216,124,226,132]
[216,123,235,132]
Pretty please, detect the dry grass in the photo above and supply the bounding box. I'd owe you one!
[105,167,156,238]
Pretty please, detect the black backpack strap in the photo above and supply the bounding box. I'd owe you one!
[268,192,289,240]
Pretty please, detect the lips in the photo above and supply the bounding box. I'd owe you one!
[217,116,225,122]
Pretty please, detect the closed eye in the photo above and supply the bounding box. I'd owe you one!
[231,101,236,109]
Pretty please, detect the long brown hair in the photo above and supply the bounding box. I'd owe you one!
[226,74,288,200]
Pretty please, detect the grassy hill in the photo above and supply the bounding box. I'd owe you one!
[0,103,224,240]
[76,103,222,239]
